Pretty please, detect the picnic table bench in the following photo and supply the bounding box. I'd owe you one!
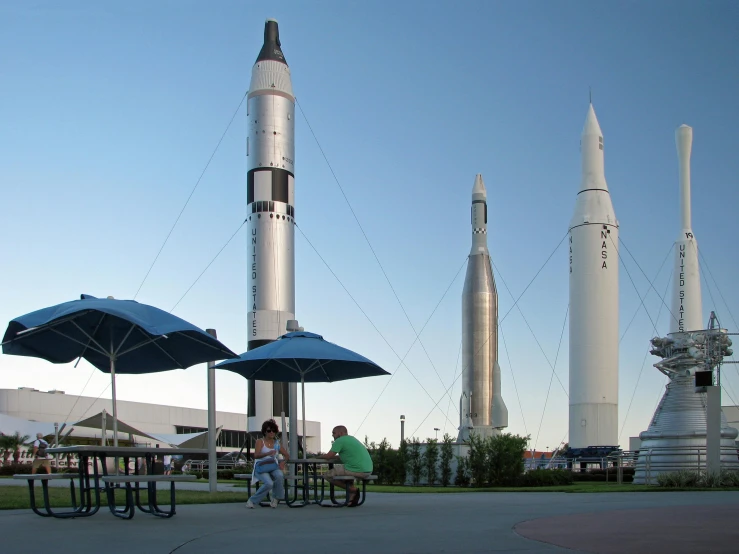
[12,446,211,520]
[326,475,377,507]
[101,474,196,519]
[13,473,100,518]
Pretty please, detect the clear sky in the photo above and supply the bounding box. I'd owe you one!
[1,1,738,454]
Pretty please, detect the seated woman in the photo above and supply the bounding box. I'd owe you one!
[246,419,290,509]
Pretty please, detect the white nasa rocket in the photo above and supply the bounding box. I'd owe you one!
[458,174,508,441]
[671,125,702,332]
[568,104,619,449]
[246,19,298,426]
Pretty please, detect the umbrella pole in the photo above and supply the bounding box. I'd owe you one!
[111,356,119,449]
[301,375,306,457]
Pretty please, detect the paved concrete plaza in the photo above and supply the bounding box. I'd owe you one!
[1,483,738,553]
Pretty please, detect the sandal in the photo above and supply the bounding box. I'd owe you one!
[347,487,360,507]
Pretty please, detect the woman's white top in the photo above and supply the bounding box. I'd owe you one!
[253,439,280,485]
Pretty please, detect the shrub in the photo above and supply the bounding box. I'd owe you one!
[407,438,423,485]
[570,467,635,482]
[372,438,391,485]
[657,470,701,488]
[721,471,739,487]
[454,455,470,486]
[365,437,407,485]
[423,438,439,486]
[657,470,739,488]
[201,469,237,480]
[467,433,488,486]
[439,434,454,487]
[461,432,529,487]
[702,471,723,488]
[486,433,528,486]
[517,469,574,487]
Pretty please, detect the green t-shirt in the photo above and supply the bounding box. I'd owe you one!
[330,435,373,473]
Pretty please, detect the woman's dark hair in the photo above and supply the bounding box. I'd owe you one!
[261,419,279,435]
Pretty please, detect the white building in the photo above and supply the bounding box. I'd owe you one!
[0,387,321,453]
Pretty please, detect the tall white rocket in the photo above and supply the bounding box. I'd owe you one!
[246,20,298,427]
[671,125,702,332]
[568,104,619,449]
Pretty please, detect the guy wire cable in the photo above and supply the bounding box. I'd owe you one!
[134,92,247,300]
[295,223,465,431]
[297,98,455,396]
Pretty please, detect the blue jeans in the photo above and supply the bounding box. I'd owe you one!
[250,469,285,504]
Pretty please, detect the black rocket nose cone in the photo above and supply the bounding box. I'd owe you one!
[256,19,287,65]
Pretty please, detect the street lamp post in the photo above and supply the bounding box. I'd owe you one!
[400,415,405,445]
[434,428,440,440]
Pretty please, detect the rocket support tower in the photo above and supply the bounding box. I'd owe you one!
[458,174,508,442]
[568,104,619,449]
[246,20,298,429]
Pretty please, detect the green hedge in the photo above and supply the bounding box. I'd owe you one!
[657,470,739,488]
[517,469,574,487]
[571,467,634,482]
[192,469,239,480]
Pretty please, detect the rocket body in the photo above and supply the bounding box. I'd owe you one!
[670,125,702,333]
[459,175,508,441]
[246,20,297,423]
[568,104,619,449]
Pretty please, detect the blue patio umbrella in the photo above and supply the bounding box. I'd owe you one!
[2,294,238,446]
[215,331,390,448]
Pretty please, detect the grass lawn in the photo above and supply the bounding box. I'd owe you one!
[366,483,662,493]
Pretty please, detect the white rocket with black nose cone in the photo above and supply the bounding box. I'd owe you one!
[246,19,298,426]
[568,104,619,449]
[458,175,508,442]
[671,125,702,332]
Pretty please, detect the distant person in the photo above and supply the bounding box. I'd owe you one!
[246,419,289,509]
[137,455,148,475]
[317,425,372,507]
[163,454,173,476]
[31,433,51,475]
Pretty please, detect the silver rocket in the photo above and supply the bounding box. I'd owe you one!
[568,103,619,449]
[246,19,298,427]
[458,174,508,442]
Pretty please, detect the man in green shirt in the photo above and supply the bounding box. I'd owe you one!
[318,425,372,507]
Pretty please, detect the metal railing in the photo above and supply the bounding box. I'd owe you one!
[632,445,739,484]
[182,458,249,472]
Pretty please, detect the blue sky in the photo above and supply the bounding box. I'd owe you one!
[1,1,738,453]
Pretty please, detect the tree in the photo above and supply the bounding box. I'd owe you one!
[454,455,470,486]
[486,433,529,486]
[0,434,11,464]
[467,432,488,486]
[407,437,423,485]
[2,432,31,464]
[423,438,439,486]
[372,438,391,485]
[439,433,454,486]
[397,438,408,485]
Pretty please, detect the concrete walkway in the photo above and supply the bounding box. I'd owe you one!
[2,485,738,553]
